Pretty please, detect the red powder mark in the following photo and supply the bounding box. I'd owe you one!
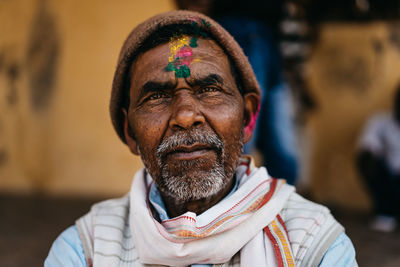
[244,103,260,136]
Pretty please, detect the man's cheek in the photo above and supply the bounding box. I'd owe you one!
[137,142,157,162]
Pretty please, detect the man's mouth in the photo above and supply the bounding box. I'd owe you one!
[165,144,216,161]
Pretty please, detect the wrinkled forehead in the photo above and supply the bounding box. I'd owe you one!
[129,37,236,92]
[132,37,228,71]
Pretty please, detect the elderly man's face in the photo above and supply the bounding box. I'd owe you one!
[124,37,255,202]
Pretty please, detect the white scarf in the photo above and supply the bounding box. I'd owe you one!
[130,164,294,266]
[76,158,344,266]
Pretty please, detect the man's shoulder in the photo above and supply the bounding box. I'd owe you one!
[76,194,131,230]
[280,191,340,233]
[280,190,342,228]
[281,191,330,217]
[90,194,130,212]
[45,226,87,267]
[74,194,133,264]
[279,190,345,266]
[78,169,145,222]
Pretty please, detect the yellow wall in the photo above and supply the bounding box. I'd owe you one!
[306,22,400,210]
[0,0,175,197]
[1,1,400,210]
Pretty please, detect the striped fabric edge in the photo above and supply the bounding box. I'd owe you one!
[159,178,280,241]
[238,155,255,176]
[300,215,344,267]
[279,191,332,263]
[161,181,271,239]
[76,214,94,267]
[264,216,295,267]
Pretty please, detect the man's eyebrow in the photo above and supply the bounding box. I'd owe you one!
[139,80,177,98]
[188,74,224,87]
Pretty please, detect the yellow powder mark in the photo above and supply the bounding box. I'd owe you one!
[168,36,190,62]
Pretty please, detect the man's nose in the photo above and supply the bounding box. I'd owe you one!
[169,93,205,130]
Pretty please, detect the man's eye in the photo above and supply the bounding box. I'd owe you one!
[199,87,220,94]
[147,92,169,101]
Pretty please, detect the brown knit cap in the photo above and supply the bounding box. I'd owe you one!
[110,10,260,143]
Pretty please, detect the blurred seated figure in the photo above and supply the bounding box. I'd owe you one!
[357,86,400,232]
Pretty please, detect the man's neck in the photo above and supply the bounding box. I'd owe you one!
[161,176,235,218]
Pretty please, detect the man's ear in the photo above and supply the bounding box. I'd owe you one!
[122,108,140,155]
[243,92,261,144]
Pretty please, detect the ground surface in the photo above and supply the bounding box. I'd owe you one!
[0,194,399,266]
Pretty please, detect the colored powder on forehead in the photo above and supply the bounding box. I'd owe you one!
[176,46,193,58]
[201,19,211,28]
[189,19,211,38]
[175,65,191,78]
[165,35,200,78]
[190,37,198,48]
[168,36,189,62]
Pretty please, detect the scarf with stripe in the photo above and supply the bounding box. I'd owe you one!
[130,157,296,266]
[76,156,344,266]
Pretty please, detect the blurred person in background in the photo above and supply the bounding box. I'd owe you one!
[357,85,400,232]
[45,10,356,267]
[176,0,299,185]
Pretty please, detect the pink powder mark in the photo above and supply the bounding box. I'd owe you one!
[244,103,261,137]
[174,46,194,68]
[176,46,193,59]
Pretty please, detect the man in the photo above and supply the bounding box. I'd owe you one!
[357,86,400,232]
[46,11,357,266]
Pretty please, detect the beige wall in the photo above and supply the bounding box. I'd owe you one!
[306,22,400,210]
[0,0,175,197]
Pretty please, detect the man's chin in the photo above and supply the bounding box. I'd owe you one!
[159,163,226,202]
[164,156,217,176]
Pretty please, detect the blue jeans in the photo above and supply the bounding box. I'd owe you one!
[217,17,298,184]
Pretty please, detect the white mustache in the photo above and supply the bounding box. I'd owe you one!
[157,129,223,159]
